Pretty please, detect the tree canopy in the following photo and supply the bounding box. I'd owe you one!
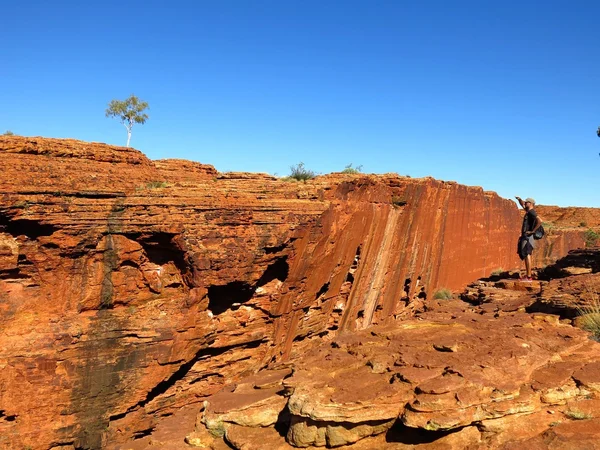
[105,95,149,147]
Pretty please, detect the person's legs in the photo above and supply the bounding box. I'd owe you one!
[525,254,532,278]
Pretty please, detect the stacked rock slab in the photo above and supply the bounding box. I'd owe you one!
[0,136,596,449]
[194,258,600,449]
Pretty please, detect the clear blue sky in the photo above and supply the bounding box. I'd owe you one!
[2,1,599,207]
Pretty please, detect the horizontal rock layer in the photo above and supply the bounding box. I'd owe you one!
[196,257,600,449]
[0,136,597,449]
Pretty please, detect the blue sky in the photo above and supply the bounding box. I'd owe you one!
[2,0,599,207]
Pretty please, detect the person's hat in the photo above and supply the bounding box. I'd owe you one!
[525,197,535,205]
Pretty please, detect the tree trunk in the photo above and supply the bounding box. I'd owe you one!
[126,130,131,147]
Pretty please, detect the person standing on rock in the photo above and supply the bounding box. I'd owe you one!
[515,196,543,281]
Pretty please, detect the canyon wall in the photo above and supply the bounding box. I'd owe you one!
[0,136,593,449]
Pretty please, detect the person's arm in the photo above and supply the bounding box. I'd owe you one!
[515,196,525,209]
[532,215,542,233]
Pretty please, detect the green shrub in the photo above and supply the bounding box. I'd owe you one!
[3,130,14,135]
[341,163,363,174]
[584,229,599,248]
[490,268,504,276]
[580,221,587,227]
[288,162,315,181]
[433,288,453,300]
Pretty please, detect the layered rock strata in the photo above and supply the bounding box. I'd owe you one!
[0,136,597,449]
[194,252,600,450]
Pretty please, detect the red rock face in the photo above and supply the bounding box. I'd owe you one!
[195,269,600,450]
[0,136,596,448]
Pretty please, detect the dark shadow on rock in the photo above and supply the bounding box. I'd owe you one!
[385,420,463,444]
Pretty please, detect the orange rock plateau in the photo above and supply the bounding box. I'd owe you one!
[1,136,600,449]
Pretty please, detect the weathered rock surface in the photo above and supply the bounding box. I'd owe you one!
[1,136,598,449]
[198,256,600,449]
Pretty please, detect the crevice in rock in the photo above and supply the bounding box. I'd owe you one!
[273,405,291,438]
[315,282,330,300]
[59,239,98,259]
[403,278,412,299]
[208,257,288,315]
[256,256,289,286]
[71,191,127,199]
[0,269,29,280]
[208,281,255,315]
[124,232,188,276]
[264,243,287,254]
[49,442,75,450]
[525,301,578,319]
[108,340,264,422]
[17,254,32,265]
[0,212,57,239]
[132,427,154,440]
[386,421,466,444]
[189,372,224,385]
[0,410,17,421]
[120,260,139,269]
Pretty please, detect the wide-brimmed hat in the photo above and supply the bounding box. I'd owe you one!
[525,197,535,205]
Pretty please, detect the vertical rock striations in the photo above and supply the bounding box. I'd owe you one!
[0,136,595,448]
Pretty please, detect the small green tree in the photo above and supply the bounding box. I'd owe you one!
[105,95,149,147]
[3,130,14,136]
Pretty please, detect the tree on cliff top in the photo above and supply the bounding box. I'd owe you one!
[105,95,149,147]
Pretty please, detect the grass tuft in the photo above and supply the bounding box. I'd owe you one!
[146,181,168,189]
[433,288,453,300]
[576,288,600,341]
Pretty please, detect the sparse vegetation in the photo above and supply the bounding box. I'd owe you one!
[3,130,14,135]
[577,289,600,341]
[145,181,168,189]
[584,229,599,248]
[491,268,504,276]
[105,94,149,147]
[542,222,554,231]
[580,221,587,227]
[433,288,453,300]
[341,163,363,174]
[288,162,316,181]
[14,200,31,209]
[564,409,593,420]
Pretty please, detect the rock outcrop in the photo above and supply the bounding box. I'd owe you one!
[194,250,600,450]
[0,136,598,449]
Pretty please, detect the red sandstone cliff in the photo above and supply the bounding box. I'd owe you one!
[0,136,597,449]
